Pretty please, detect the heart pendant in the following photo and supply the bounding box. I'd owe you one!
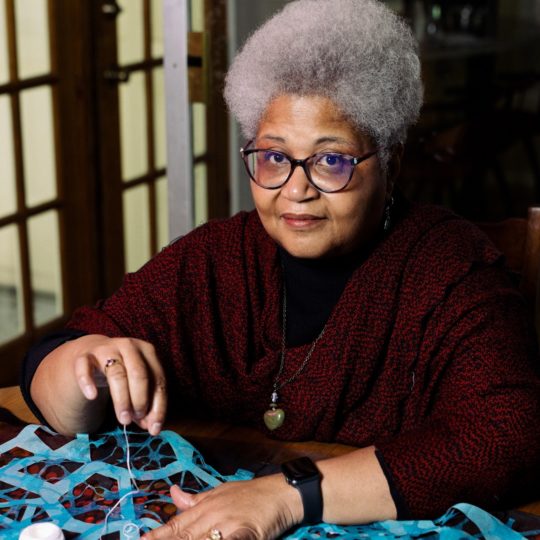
[263,407,285,430]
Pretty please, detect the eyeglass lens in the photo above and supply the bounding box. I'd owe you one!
[245,150,355,191]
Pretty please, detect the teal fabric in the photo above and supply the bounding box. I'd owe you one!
[287,503,535,539]
[0,425,250,538]
[0,426,538,539]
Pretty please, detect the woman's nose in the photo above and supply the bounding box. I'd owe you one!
[280,163,319,201]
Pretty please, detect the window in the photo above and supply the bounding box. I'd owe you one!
[0,0,230,385]
[0,0,66,384]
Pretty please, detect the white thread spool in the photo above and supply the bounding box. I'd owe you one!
[19,523,65,540]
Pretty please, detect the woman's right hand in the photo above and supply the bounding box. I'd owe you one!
[31,334,167,436]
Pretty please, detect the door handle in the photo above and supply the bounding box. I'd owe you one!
[102,1,122,18]
[103,68,130,83]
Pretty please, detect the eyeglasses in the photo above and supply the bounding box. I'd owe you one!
[240,141,377,193]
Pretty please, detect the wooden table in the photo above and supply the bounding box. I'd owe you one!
[0,386,354,475]
[1,386,539,517]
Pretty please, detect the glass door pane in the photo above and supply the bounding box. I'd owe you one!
[194,162,207,226]
[14,0,51,79]
[119,72,149,181]
[0,225,24,344]
[156,176,169,249]
[117,0,144,65]
[0,95,17,217]
[28,210,63,326]
[192,102,206,156]
[20,86,57,206]
[0,0,9,84]
[151,0,164,57]
[123,185,151,272]
[153,67,167,169]
[190,0,204,32]
[192,101,207,226]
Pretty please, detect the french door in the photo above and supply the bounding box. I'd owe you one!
[0,0,229,385]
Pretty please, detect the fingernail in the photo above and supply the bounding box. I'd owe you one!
[82,385,94,399]
[119,411,131,425]
[150,422,162,435]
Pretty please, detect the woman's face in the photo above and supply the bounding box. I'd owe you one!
[250,94,394,259]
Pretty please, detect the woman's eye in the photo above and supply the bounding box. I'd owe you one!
[263,151,286,164]
[319,154,345,167]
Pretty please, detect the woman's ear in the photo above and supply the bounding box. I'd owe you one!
[386,144,404,197]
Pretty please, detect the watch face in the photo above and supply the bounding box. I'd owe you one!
[282,457,320,485]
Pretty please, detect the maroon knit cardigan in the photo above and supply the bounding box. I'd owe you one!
[67,202,540,518]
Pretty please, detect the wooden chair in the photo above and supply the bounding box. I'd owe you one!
[476,207,540,337]
[401,73,540,218]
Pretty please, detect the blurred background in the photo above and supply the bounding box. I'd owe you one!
[0,0,539,382]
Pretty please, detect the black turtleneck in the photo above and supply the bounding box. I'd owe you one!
[279,247,366,347]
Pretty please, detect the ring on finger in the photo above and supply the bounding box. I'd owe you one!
[207,529,223,540]
[104,358,121,372]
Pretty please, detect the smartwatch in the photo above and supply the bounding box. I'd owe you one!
[281,456,323,525]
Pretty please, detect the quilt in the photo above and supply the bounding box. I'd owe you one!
[0,424,539,539]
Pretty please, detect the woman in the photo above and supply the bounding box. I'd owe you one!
[22,0,540,539]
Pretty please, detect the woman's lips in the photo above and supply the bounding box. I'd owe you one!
[281,213,325,228]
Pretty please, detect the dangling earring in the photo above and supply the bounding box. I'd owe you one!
[383,196,394,233]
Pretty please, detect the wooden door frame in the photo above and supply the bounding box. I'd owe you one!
[204,0,230,220]
[0,0,101,386]
[90,0,126,296]
[1,0,233,386]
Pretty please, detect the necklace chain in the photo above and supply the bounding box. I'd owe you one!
[264,287,326,430]
[272,288,326,393]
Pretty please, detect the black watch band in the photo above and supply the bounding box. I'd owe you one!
[281,456,323,525]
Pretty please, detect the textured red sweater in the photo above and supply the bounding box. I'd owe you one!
[66,202,540,517]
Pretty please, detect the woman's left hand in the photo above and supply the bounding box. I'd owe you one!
[141,474,302,539]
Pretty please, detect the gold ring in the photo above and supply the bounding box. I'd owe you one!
[208,529,223,540]
[104,358,120,371]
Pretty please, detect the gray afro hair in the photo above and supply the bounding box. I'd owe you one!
[224,0,423,153]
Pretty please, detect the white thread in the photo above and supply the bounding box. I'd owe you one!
[123,522,139,538]
[102,490,139,534]
[123,424,139,490]
[100,425,142,539]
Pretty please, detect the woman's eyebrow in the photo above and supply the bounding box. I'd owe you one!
[258,135,286,143]
[258,135,354,146]
[314,136,354,146]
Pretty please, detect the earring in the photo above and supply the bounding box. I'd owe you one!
[383,196,394,233]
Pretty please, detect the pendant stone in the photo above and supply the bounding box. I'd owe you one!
[263,391,285,430]
[264,406,285,430]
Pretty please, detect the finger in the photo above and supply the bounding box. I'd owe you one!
[145,373,167,435]
[74,354,101,400]
[228,528,259,540]
[170,485,197,510]
[141,516,220,540]
[99,354,133,425]
[117,339,152,421]
[142,513,208,540]
[141,518,184,539]
[137,341,168,435]
[143,489,217,540]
